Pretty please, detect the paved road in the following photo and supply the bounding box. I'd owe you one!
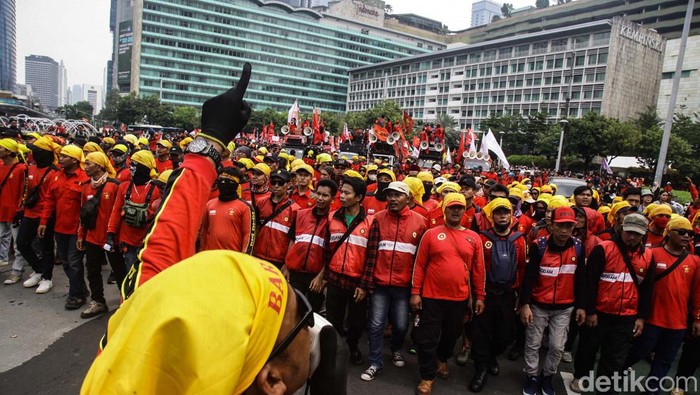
[0,261,683,394]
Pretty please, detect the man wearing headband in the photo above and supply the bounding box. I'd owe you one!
[411,192,485,395]
[154,139,174,174]
[38,145,89,307]
[106,150,161,272]
[571,213,654,394]
[0,138,28,284]
[16,137,60,293]
[76,152,122,319]
[623,216,700,394]
[84,64,344,394]
[199,167,255,254]
[360,181,428,382]
[471,198,527,392]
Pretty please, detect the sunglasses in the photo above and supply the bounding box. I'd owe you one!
[267,288,315,362]
[270,179,287,186]
[334,165,347,170]
[672,229,696,237]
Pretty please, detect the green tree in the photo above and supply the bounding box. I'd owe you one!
[116,92,142,125]
[99,89,121,122]
[564,112,611,171]
[58,101,94,120]
[172,106,201,130]
[491,15,502,22]
[602,120,642,160]
[636,125,692,170]
[501,3,513,17]
[479,112,524,154]
[435,113,458,148]
[536,0,550,8]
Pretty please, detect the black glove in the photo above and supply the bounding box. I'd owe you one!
[308,324,348,395]
[200,63,252,147]
[106,232,116,252]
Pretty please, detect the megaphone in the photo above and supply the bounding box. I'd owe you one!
[387,135,396,145]
[324,131,330,140]
[468,151,477,159]
[303,127,313,136]
[369,133,378,143]
[420,141,429,150]
[462,151,470,159]
[281,125,290,135]
[435,143,444,152]
[476,151,485,160]
[390,131,400,140]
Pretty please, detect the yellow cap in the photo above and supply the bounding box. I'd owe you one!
[258,147,268,155]
[157,139,173,149]
[442,193,466,213]
[295,164,314,175]
[417,171,434,183]
[483,197,513,224]
[343,170,363,179]
[650,204,673,218]
[252,163,271,177]
[138,137,149,147]
[85,152,116,178]
[609,201,632,224]
[377,168,396,182]
[436,181,461,194]
[238,158,254,169]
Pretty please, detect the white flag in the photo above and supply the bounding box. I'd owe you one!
[481,129,510,170]
[445,146,452,164]
[287,99,300,125]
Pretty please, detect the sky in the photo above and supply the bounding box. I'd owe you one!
[15,0,536,88]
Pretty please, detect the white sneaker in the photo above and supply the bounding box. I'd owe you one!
[4,274,22,285]
[23,272,42,288]
[562,351,573,363]
[570,378,583,393]
[0,259,8,266]
[35,279,53,294]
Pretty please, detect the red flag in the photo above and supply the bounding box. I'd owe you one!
[457,129,466,159]
[412,135,421,148]
[402,111,415,135]
[268,121,275,137]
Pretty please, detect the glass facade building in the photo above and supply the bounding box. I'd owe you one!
[0,0,16,92]
[115,0,442,112]
[347,18,665,130]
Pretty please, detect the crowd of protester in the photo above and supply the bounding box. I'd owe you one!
[1,93,699,394]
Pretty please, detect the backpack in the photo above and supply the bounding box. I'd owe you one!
[123,182,156,228]
[482,230,522,288]
[79,179,118,230]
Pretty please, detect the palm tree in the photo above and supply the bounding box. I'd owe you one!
[435,113,458,148]
[384,4,392,14]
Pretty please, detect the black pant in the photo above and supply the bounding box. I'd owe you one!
[565,312,580,352]
[16,216,55,280]
[289,271,325,313]
[414,297,468,380]
[575,314,635,394]
[85,242,126,304]
[676,336,700,391]
[325,283,367,350]
[471,290,516,368]
[106,246,127,290]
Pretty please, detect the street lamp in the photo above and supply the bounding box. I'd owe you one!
[499,131,505,147]
[556,119,569,173]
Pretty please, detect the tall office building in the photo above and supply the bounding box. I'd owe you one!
[471,0,502,28]
[348,18,665,131]
[58,60,68,106]
[0,0,16,92]
[25,55,60,112]
[110,0,443,112]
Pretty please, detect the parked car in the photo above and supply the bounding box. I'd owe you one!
[548,177,586,198]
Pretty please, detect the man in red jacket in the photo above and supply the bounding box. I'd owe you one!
[199,167,255,253]
[520,207,586,395]
[572,213,654,394]
[471,198,527,392]
[0,138,27,284]
[360,181,428,382]
[623,216,700,394]
[39,145,89,309]
[252,169,299,268]
[17,138,59,293]
[76,152,122,318]
[110,144,131,184]
[411,192,486,395]
[284,178,338,312]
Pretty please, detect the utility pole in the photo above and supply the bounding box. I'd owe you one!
[654,0,694,187]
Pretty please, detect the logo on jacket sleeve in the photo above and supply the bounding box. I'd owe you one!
[360,228,366,234]
[412,232,417,238]
[437,233,446,241]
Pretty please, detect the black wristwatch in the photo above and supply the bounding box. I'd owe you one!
[187,137,222,167]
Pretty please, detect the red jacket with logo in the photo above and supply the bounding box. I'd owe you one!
[362,194,387,215]
[521,236,586,309]
[286,207,329,274]
[587,239,654,317]
[647,247,700,329]
[0,162,26,222]
[326,208,374,279]
[365,207,428,288]
[200,198,255,253]
[412,226,486,301]
[252,195,299,265]
[23,165,58,219]
[78,179,121,246]
[41,168,89,234]
[291,188,315,209]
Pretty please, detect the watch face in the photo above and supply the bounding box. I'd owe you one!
[188,138,208,153]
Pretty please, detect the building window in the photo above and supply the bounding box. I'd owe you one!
[588,54,597,65]
[551,38,568,52]
[575,56,585,66]
[593,32,610,46]
[596,72,606,82]
[499,47,513,59]
[533,41,548,55]
[597,53,608,64]
[574,35,589,49]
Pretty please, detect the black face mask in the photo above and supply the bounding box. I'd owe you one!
[217,182,239,202]
[494,222,510,233]
[33,150,54,168]
[131,162,152,185]
[533,208,546,221]
[375,181,391,200]
[422,183,433,201]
